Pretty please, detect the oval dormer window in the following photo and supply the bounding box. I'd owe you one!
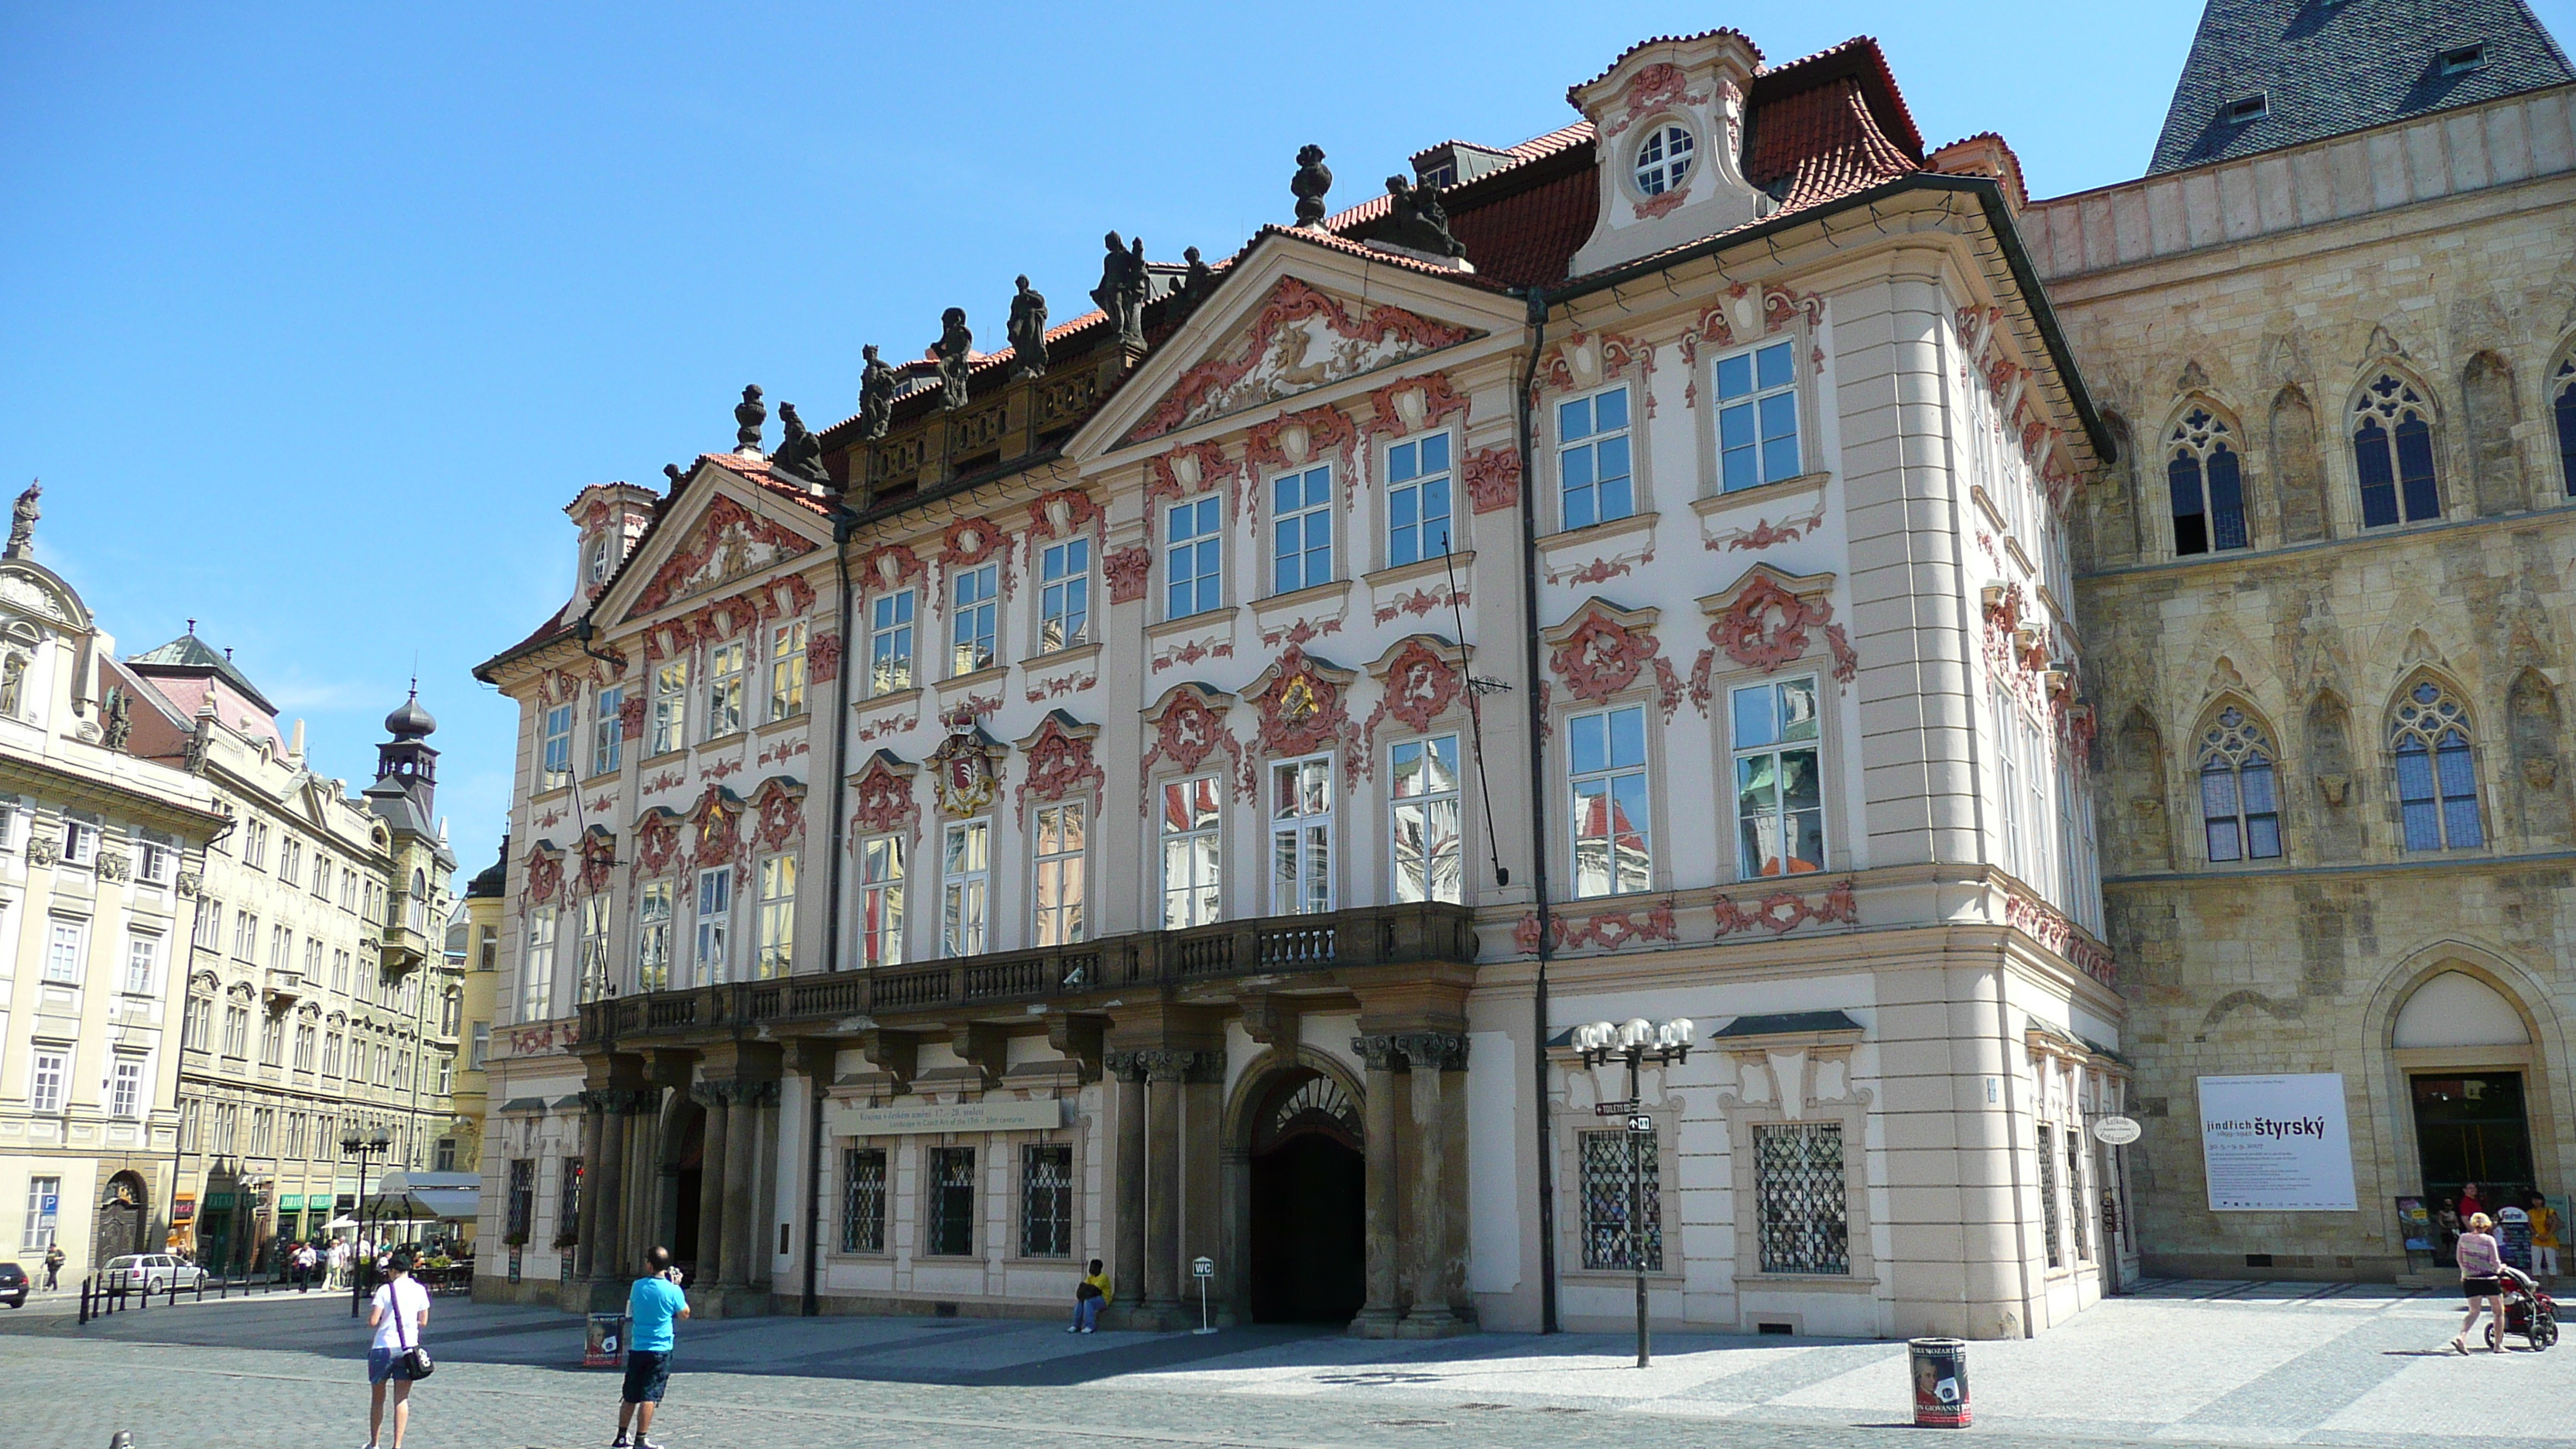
[1634,124,1696,197]
[587,536,611,585]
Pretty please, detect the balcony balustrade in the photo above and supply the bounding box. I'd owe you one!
[577,901,1476,1050]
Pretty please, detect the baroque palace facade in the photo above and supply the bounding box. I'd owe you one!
[478,26,2135,1339]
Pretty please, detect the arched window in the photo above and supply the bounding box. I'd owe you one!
[2353,373,2442,527]
[2554,356,2575,497]
[2197,706,2281,861]
[408,868,429,932]
[2393,679,2483,851]
[2167,406,2248,555]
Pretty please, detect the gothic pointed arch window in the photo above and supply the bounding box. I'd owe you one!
[2393,677,2484,851]
[2352,372,2443,527]
[2167,405,2248,555]
[2197,704,2281,862]
[2553,355,2575,497]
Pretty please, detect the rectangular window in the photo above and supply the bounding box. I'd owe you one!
[1032,803,1086,947]
[1040,540,1090,653]
[650,660,688,754]
[243,819,267,869]
[949,564,999,676]
[522,906,557,1020]
[109,1058,142,1118]
[280,838,301,882]
[1166,497,1222,618]
[859,834,905,968]
[841,1147,888,1253]
[259,1015,283,1067]
[869,591,915,695]
[1557,387,1633,530]
[293,1023,316,1071]
[122,933,159,995]
[694,868,731,985]
[1994,693,2023,877]
[1160,776,1222,929]
[29,1050,66,1115]
[269,924,291,971]
[2067,1125,2091,1262]
[375,1043,390,1085]
[1578,1128,1661,1271]
[323,1031,344,1077]
[941,820,990,957]
[1570,704,1651,898]
[1269,465,1333,594]
[331,949,350,993]
[1716,339,1801,491]
[2037,1123,2064,1269]
[592,686,624,776]
[1732,677,1824,879]
[926,1146,975,1256]
[182,995,211,1050]
[769,619,807,720]
[1386,433,1454,567]
[1020,1143,1074,1258]
[22,1176,60,1249]
[43,918,84,984]
[1269,754,1334,915]
[705,641,747,738]
[755,855,795,978]
[223,1005,250,1057]
[540,704,574,790]
[478,924,498,971]
[468,1023,490,1070]
[232,909,256,960]
[62,819,95,867]
[136,838,173,886]
[304,938,323,984]
[250,1108,274,1156]
[635,881,672,992]
[577,893,611,1004]
[1390,735,1464,904]
[1756,1121,1849,1275]
[506,1159,536,1241]
[194,900,222,950]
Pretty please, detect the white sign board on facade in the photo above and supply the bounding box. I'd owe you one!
[2091,1115,2143,1146]
[827,1098,1067,1137]
[2197,1074,2357,1211]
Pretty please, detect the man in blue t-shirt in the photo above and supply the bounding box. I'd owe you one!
[614,1245,690,1449]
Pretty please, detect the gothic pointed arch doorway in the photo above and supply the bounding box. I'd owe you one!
[1245,1065,1366,1323]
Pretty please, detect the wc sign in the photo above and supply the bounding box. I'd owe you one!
[2197,1074,2358,1211]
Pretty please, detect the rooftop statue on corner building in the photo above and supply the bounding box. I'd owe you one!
[734,384,766,453]
[1381,175,1467,259]
[933,308,974,410]
[5,481,39,560]
[772,402,829,485]
[1091,234,1150,351]
[1007,276,1050,380]
[858,344,899,440]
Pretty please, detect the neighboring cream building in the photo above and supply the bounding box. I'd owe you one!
[477,27,2130,1338]
[0,495,227,1277]
[2030,0,2576,1279]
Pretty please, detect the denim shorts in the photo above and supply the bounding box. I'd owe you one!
[367,1347,411,1384]
[622,1349,672,1403]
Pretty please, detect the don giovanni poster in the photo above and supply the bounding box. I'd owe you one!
[2197,1074,2358,1211]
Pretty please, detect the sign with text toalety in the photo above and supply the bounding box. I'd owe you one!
[2197,1073,2358,1211]
[827,1098,1068,1136]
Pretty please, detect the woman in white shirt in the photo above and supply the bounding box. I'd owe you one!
[365,1249,431,1449]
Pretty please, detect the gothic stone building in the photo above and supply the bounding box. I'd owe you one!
[476,29,2133,1338]
[2030,0,2576,1278]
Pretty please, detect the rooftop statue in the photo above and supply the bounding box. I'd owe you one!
[858,344,899,440]
[1382,175,1467,259]
[1091,232,1150,351]
[773,402,829,485]
[934,308,974,410]
[1008,275,1050,380]
[5,481,37,561]
[1292,145,1332,227]
[1183,246,1213,295]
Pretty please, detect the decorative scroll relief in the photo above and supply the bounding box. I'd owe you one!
[1680,283,1824,407]
[1605,62,1707,140]
[1025,670,1098,704]
[1360,372,1470,447]
[1547,602,1684,720]
[1461,444,1520,515]
[2004,892,2116,988]
[1512,899,1679,955]
[1711,879,1857,937]
[1690,567,1852,713]
[1139,685,1245,813]
[927,727,1007,817]
[749,778,806,855]
[1361,638,1465,755]
[686,783,745,867]
[522,845,564,907]
[1128,276,1478,443]
[1537,329,1656,415]
[1547,543,1653,588]
[1150,636,1232,674]
[643,573,818,666]
[1143,441,1241,536]
[1374,587,1462,626]
[848,755,921,843]
[1260,617,1342,649]
[1014,714,1105,826]
[859,543,926,594]
[1244,646,1363,789]
[632,494,818,615]
[576,829,616,896]
[1023,489,1101,546]
[1245,403,1360,503]
[1102,546,1151,604]
[936,516,1016,614]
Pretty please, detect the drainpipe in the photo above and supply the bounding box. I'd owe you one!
[807,503,860,1316]
[1515,286,1560,1334]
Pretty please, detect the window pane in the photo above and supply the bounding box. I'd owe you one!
[1594,386,1627,433]
[1608,705,1646,768]
[2355,420,2399,529]
[1756,341,1794,391]
[1716,353,1752,401]
[1571,712,1606,776]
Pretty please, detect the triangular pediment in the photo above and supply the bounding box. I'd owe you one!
[1116,272,1488,448]
[604,466,831,625]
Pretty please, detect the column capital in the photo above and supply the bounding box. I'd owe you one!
[689,1080,738,1108]
[1389,1030,1470,1073]
[1351,1034,1406,1071]
[1132,1048,1222,1083]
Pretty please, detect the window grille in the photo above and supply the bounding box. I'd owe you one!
[1578,1128,1661,1271]
[841,1148,887,1252]
[2036,1125,2064,1268]
[1020,1144,1074,1258]
[2067,1129,2091,1262]
[1756,1121,1849,1275]
[927,1146,976,1256]
[506,1159,536,1240]
[2197,707,2282,861]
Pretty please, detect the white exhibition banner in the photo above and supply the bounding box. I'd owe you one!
[827,1097,1067,1137]
[2197,1073,2358,1211]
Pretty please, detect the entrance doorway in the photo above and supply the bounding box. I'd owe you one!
[1246,1069,1365,1324]
[670,1108,704,1273]
[2413,1071,2536,1223]
[92,1172,148,1266]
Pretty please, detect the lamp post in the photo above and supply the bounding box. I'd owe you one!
[343,1128,392,1317]
[1575,1017,1691,1368]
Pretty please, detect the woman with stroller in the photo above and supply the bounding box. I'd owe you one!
[2454,1211,2506,1354]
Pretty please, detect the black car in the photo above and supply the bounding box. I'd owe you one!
[0,1262,27,1309]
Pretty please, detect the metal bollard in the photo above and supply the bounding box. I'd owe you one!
[76,1276,87,1325]
[1909,1338,1970,1427]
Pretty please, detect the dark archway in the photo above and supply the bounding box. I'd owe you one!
[1246,1069,1365,1324]
[668,1106,704,1274]
[93,1171,149,1266]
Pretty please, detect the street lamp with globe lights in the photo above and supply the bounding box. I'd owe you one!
[1574,1017,1691,1368]
[342,1127,392,1317]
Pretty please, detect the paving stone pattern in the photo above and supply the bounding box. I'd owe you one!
[1,1281,2566,1447]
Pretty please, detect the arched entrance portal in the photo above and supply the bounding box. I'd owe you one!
[2396,970,2537,1225]
[93,1171,149,1266]
[1246,1068,1365,1323]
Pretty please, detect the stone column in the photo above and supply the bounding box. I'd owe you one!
[590,1091,629,1280]
[1351,1034,1406,1337]
[1111,1057,1146,1321]
[1396,1033,1469,1336]
[692,1081,731,1286]
[1142,1053,1187,1317]
[723,1081,773,1290]
[573,1094,605,1280]
[1182,1057,1225,1324]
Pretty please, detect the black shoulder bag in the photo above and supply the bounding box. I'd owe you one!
[392,1282,435,1379]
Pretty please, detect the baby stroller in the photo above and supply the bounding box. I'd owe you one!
[2485,1265,2560,1351]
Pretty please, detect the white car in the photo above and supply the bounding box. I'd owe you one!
[101,1253,207,1294]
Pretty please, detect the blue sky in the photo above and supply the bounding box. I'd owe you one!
[5,1,2570,882]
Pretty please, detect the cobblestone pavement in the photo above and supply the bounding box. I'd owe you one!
[2,1279,2564,1448]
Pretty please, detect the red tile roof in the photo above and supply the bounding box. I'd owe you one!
[1571,28,1763,93]
[1745,75,1920,212]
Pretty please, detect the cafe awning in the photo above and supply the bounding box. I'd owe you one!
[370,1170,481,1224]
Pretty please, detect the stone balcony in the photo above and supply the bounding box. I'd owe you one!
[262,966,303,1012]
[577,901,1479,1054]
